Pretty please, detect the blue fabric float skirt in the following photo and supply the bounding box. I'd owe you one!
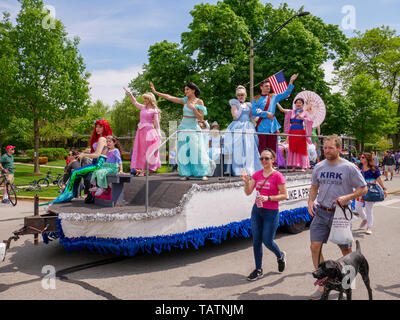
[177,117,212,177]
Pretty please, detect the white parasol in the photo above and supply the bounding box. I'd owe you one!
[292,91,326,128]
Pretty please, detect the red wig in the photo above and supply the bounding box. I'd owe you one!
[89,120,112,153]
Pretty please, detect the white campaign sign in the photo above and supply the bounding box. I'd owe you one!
[284,184,311,204]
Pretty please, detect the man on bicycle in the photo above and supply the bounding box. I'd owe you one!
[0,145,15,204]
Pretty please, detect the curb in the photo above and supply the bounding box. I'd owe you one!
[17,196,56,201]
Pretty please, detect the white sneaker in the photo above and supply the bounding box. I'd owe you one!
[94,188,104,196]
[359,220,367,229]
[0,243,6,262]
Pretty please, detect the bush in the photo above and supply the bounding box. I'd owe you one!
[121,152,131,161]
[122,161,131,173]
[25,148,68,160]
[14,156,33,163]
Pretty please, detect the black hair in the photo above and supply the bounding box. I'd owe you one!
[68,150,79,160]
[184,82,201,97]
[259,80,270,87]
[294,98,305,105]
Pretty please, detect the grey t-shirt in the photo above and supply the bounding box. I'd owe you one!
[311,158,366,208]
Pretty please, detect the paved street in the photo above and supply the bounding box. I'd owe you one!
[0,176,399,301]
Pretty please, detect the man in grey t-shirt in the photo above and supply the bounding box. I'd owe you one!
[307,135,367,299]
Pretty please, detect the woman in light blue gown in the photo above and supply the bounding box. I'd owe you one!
[150,81,214,180]
[225,85,262,176]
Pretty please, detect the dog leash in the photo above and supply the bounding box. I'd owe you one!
[316,203,354,266]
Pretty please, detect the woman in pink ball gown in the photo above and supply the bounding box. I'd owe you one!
[124,87,162,176]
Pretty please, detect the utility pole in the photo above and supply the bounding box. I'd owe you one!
[250,39,254,102]
[249,12,309,102]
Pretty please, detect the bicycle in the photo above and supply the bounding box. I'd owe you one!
[37,170,64,189]
[0,171,17,206]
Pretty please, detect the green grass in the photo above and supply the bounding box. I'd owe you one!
[13,164,65,186]
[14,186,60,198]
[46,159,67,167]
[7,162,172,199]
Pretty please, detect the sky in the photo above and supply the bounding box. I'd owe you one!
[1,0,399,106]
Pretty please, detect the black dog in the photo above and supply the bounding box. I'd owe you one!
[312,240,373,300]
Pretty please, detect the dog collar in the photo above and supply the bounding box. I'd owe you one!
[338,261,346,273]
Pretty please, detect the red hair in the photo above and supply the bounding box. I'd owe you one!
[90,120,112,153]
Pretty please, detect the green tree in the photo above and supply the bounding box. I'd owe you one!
[72,100,111,137]
[3,0,90,173]
[0,12,19,154]
[346,74,398,151]
[336,26,400,150]
[130,1,350,130]
[319,92,353,136]
[110,96,140,138]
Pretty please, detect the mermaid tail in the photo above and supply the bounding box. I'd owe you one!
[40,155,106,206]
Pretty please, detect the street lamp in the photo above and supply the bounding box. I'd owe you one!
[249,11,310,101]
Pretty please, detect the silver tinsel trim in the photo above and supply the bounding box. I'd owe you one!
[58,176,312,223]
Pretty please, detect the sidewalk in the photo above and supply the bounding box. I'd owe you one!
[14,162,64,169]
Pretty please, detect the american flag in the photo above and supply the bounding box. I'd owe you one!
[268,71,288,94]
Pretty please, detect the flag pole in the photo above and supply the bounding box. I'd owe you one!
[250,39,254,101]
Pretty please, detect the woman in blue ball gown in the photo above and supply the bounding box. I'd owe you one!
[150,81,214,180]
[225,85,262,176]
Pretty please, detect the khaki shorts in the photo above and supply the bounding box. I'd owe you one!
[310,207,352,250]
[0,174,14,186]
[385,165,394,174]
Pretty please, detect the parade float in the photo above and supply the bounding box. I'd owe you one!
[3,171,313,258]
[2,91,357,259]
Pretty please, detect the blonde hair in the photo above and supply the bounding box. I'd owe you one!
[236,85,247,95]
[142,92,160,112]
[324,135,342,149]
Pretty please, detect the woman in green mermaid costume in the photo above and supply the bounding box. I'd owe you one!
[40,120,112,206]
[40,154,107,206]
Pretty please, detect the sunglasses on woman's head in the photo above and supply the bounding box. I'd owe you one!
[260,157,272,161]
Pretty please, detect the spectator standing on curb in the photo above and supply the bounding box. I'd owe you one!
[0,146,15,204]
[307,135,367,300]
[354,152,387,235]
[382,151,395,181]
[395,150,400,174]
[372,152,379,169]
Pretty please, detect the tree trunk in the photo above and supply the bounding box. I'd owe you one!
[33,115,40,174]
[394,87,400,152]
[392,133,400,151]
